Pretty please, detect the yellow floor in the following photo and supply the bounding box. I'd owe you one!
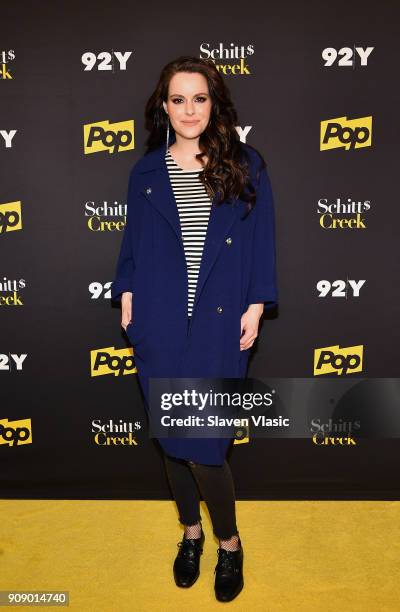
[1,499,399,611]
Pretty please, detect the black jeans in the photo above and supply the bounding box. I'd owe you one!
[162,453,239,540]
[163,318,238,540]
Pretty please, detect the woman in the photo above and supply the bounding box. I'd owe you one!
[111,56,278,602]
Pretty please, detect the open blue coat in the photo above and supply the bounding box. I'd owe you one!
[111,140,278,465]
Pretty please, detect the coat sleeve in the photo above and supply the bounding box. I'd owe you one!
[111,167,136,302]
[246,160,278,310]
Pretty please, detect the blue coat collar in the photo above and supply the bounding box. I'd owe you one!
[137,144,168,173]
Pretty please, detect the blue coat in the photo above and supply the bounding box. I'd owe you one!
[111,140,278,465]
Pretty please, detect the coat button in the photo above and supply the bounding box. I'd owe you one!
[216,305,223,314]
[225,237,232,245]
[146,187,152,194]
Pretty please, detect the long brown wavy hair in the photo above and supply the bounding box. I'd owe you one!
[144,55,266,216]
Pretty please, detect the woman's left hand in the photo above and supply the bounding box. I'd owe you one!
[240,303,264,350]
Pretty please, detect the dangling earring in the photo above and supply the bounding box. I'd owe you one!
[166,114,170,154]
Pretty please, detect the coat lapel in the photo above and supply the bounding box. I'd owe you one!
[137,144,246,314]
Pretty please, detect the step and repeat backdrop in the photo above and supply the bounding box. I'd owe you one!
[1,0,399,499]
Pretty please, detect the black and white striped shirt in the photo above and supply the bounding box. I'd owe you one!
[165,148,212,318]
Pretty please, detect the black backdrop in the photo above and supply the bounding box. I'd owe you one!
[1,0,399,499]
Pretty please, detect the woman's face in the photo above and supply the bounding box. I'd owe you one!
[162,71,212,142]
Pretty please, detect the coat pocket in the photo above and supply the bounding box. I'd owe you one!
[125,320,147,346]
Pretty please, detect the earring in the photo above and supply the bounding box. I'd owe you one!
[166,114,170,154]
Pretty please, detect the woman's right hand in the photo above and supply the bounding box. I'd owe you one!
[121,292,133,331]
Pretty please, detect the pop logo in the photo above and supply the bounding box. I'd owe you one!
[233,424,249,445]
[314,344,363,376]
[0,201,22,234]
[83,119,134,154]
[0,418,32,446]
[320,116,372,151]
[90,346,137,377]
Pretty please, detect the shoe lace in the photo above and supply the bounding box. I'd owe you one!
[215,548,236,575]
[177,539,198,562]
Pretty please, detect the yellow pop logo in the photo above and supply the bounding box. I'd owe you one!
[314,344,364,375]
[0,201,22,233]
[90,346,137,377]
[320,116,372,150]
[84,119,134,154]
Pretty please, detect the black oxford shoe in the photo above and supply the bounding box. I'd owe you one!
[173,528,205,588]
[214,538,244,602]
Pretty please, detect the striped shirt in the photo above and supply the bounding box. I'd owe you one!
[165,148,212,318]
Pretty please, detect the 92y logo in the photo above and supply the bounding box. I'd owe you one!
[316,279,366,298]
[322,46,374,67]
[0,353,27,371]
[0,130,17,148]
[81,51,133,71]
